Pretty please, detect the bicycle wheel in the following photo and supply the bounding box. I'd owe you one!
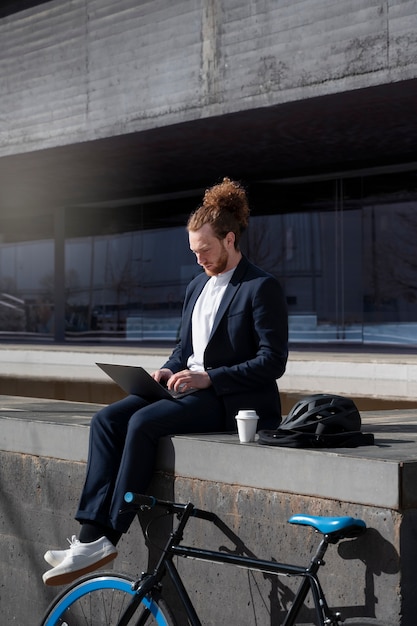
[39,572,177,626]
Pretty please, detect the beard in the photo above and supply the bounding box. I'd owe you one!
[203,245,229,276]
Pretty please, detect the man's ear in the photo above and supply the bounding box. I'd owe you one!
[225,231,236,248]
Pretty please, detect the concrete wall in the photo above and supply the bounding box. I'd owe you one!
[2,0,417,156]
[1,448,400,625]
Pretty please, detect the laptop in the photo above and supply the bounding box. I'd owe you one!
[96,362,196,400]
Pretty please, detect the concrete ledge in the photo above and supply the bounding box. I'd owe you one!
[0,397,95,462]
[1,395,417,509]
[158,435,402,509]
[285,352,417,400]
[0,345,417,404]
[0,345,417,414]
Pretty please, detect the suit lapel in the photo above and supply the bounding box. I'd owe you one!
[182,274,210,356]
[207,256,248,341]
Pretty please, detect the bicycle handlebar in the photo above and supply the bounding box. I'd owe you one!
[124,492,159,508]
[124,492,217,522]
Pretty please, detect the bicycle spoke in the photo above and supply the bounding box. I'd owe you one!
[55,586,133,625]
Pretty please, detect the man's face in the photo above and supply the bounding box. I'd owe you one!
[189,223,230,276]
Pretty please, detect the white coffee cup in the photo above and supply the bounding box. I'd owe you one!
[235,409,259,443]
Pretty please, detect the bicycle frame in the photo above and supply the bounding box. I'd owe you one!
[166,542,336,626]
[118,497,343,626]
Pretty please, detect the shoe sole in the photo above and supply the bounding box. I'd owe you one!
[43,552,117,586]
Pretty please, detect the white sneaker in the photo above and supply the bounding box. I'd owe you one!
[42,536,117,586]
[44,535,78,567]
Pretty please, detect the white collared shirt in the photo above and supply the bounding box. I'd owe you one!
[187,267,235,371]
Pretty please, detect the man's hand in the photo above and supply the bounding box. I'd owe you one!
[167,369,212,393]
[151,368,173,385]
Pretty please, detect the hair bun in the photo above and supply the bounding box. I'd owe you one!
[202,177,249,229]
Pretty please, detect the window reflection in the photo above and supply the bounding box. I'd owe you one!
[0,170,417,346]
[64,227,196,341]
[0,239,54,336]
[363,201,417,343]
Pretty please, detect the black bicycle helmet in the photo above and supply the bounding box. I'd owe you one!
[280,394,361,435]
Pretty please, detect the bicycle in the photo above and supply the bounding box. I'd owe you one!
[40,492,388,626]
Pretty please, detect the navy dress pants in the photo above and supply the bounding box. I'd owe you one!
[76,389,227,533]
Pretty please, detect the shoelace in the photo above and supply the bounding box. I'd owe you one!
[66,535,81,550]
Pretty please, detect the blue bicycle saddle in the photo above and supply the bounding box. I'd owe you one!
[288,514,366,536]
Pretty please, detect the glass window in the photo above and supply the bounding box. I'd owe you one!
[1,170,417,346]
[64,226,196,342]
[363,199,417,344]
[0,239,54,336]
[247,172,417,346]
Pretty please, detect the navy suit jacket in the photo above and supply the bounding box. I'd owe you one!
[163,255,288,431]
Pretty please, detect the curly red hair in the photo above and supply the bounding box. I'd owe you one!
[187,177,249,248]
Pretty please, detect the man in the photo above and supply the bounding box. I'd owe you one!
[42,177,288,586]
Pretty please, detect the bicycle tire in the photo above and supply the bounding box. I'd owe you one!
[39,572,178,626]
